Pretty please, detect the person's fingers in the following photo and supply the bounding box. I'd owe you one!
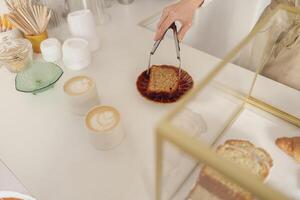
[154,15,175,41]
[157,7,170,28]
[154,8,170,40]
[177,22,192,42]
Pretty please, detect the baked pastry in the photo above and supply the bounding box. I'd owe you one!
[148,65,179,93]
[188,140,273,200]
[136,65,193,103]
[0,198,22,200]
[276,137,300,163]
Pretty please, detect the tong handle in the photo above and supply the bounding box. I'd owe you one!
[150,40,162,55]
[150,22,180,55]
[148,22,181,74]
[171,23,181,74]
[171,23,181,60]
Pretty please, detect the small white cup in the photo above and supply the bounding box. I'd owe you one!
[85,105,125,150]
[63,76,100,115]
[62,38,91,70]
[40,38,62,62]
[68,9,100,51]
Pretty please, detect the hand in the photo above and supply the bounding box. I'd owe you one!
[154,0,204,42]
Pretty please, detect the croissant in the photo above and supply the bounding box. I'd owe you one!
[275,137,300,163]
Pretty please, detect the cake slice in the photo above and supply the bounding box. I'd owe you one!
[188,184,220,200]
[188,140,273,200]
[147,65,179,94]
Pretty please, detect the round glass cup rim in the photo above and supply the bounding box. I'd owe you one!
[63,75,95,96]
[41,38,61,49]
[85,105,121,133]
[0,38,32,59]
[63,38,89,51]
[68,9,92,18]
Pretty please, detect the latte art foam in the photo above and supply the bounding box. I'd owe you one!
[86,106,120,132]
[64,76,93,96]
[70,78,90,94]
[97,111,116,129]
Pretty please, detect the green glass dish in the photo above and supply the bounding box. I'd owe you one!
[15,61,63,94]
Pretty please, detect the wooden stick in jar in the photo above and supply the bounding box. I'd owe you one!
[4,0,14,10]
[12,13,34,34]
[8,15,30,35]
[16,7,39,34]
[42,9,51,33]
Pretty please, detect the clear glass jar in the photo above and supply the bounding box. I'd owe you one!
[66,0,110,25]
[0,39,33,73]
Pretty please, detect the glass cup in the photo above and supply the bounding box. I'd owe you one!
[40,38,62,62]
[66,0,110,25]
[85,105,125,150]
[62,38,91,70]
[63,76,100,115]
[67,9,100,51]
[0,39,33,73]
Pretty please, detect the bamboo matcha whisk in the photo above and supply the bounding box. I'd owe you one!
[5,0,52,35]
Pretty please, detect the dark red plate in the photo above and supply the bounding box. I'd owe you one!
[136,65,194,103]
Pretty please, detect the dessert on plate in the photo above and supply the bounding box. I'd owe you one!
[136,65,193,103]
[188,139,273,200]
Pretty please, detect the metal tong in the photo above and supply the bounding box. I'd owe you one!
[147,22,181,75]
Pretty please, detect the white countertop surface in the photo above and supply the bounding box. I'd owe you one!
[0,1,218,199]
[1,0,299,200]
[0,159,29,195]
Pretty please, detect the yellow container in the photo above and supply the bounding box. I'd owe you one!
[25,32,48,53]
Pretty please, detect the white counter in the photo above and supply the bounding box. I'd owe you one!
[0,1,217,199]
[0,159,29,195]
[1,1,298,200]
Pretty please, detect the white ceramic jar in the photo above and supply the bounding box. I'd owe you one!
[62,38,91,70]
[67,9,100,52]
[41,38,62,62]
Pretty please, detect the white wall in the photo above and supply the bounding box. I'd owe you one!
[188,0,271,58]
[144,0,271,59]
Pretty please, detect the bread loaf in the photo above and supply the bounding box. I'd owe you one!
[188,140,273,200]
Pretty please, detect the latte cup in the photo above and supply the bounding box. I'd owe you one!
[85,105,125,150]
[63,76,100,115]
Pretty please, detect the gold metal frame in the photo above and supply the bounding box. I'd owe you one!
[156,4,300,200]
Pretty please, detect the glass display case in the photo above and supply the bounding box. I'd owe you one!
[156,5,300,200]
